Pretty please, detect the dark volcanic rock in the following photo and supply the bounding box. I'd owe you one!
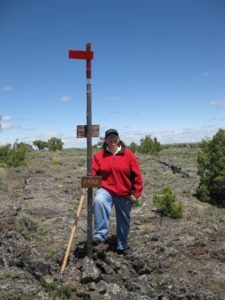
[1,148,225,299]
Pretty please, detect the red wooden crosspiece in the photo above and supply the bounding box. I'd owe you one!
[68,43,93,79]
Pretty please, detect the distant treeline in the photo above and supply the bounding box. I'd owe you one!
[1,130,224,209]
[161,142,201,149]
[0,137,64,167]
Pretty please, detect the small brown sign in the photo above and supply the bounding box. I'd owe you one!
[81,176,102,188]
[77,125,100,138]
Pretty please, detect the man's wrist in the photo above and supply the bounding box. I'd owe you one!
[130,194,137,201]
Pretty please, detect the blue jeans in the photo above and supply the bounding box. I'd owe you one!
[93,188,133,250]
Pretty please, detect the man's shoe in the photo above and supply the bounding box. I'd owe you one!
[117,247,132,255]
[92,236,103,245]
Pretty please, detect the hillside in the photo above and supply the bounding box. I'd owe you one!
[1,146,225,299]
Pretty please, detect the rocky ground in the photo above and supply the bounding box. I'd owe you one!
[1,146,225,299]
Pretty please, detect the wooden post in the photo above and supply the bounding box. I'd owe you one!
[69,43,101,259]
[86,43,93,258]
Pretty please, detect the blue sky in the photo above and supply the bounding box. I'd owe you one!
[1,0,225,148]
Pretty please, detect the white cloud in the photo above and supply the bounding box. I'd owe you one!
[155,128,222,144]
[155,129,206,144]
[1,115,12,121]
[35,131,62,140]
[43,118,58,124]
[1,123,13,129]
[118,127,223,146]
[62,135,87,148]
[0,115,13,130]
[210,100,225,108]
[110,111,125,115]
[201,70,214,77]
[61,95,72,102]
[201,71,210,76]
[104,96,121,101]
[2,85,12,92]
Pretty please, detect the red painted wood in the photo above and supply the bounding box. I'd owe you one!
[68,50,93,60]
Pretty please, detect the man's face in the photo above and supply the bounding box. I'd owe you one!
[105,134,119,146]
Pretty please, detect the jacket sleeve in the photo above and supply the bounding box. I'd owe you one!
[129,151,143,198]
[92,153,99,176]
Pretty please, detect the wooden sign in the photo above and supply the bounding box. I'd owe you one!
[81,176,102,188]
[77,125,100,138]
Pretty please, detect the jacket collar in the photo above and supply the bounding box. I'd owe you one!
[105,145,125,155]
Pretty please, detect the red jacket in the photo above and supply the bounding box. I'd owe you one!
[92,147,143,199]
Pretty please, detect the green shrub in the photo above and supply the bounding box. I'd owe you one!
[15,213,46,239]
[138,135,161,155]
[43,282,73,299]
[7,143,28,167]
[129,141,139,153]
[0,142,29,167]
[33,140,48,150]
[196,129,225,206]
[0,144,11,161]
[52,157,62,165]
[0,166,8,189]
[56,285,73,299]
[0,290,23,300]
[153,187,184,218]
[17,142,33,152]
[48,137,64,151]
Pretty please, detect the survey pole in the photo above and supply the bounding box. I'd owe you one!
[69,43,101,259]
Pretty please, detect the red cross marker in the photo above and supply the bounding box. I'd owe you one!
[69,43,93,79]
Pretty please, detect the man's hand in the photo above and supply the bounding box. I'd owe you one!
[81,187,88,195]
[129,194,137,202]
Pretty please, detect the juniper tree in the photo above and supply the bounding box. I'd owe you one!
[196,129,225,206]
